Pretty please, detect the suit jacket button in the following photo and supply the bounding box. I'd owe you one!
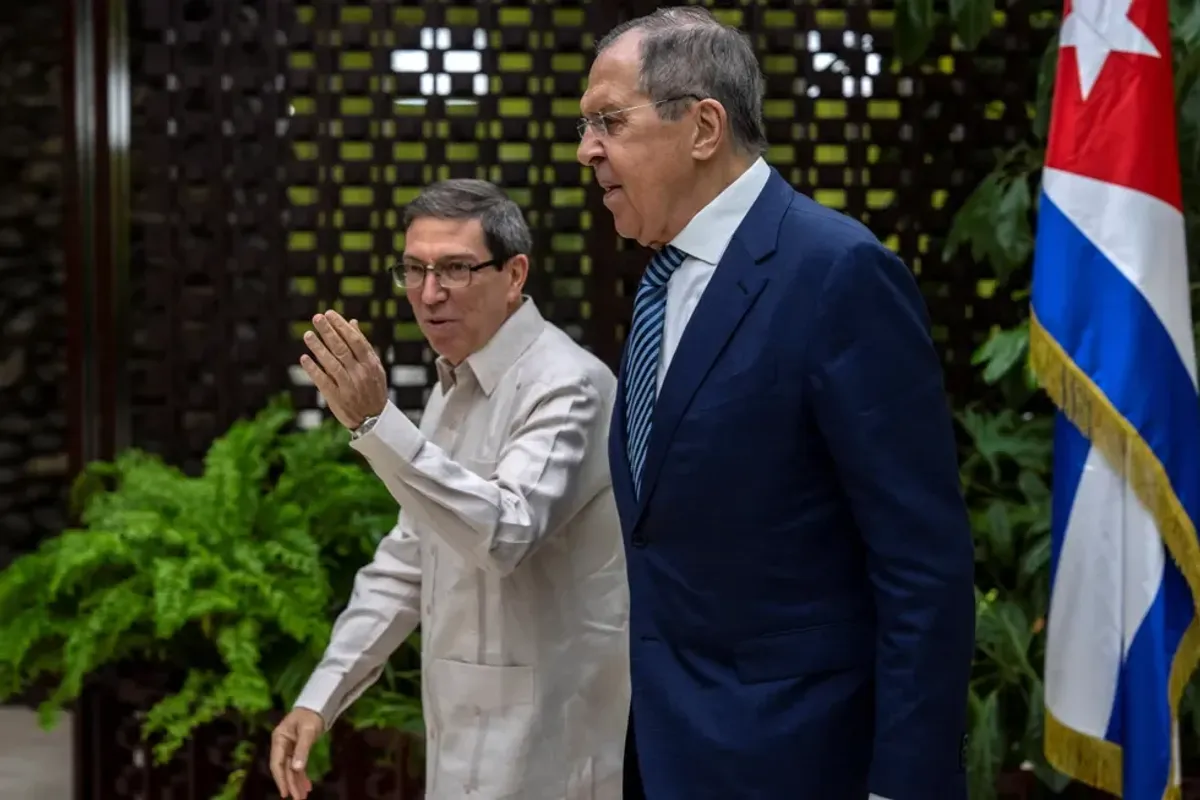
[632,534,648,548]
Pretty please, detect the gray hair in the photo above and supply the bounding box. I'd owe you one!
[403,179,533,262]
[596,7,768,157]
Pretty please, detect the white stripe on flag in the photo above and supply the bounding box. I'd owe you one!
[1043,168,1197,387]
[1045,444,1166,738]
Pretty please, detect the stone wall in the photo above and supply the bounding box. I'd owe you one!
[0,4,67,565]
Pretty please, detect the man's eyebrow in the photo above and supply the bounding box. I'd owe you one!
[579,91,618,116]
[581,105,622,122]
[399,252,479,262]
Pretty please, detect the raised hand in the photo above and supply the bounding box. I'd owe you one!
[299,310,388,430]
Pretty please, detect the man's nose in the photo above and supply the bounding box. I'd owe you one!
[420,272,445,305]
[576,129,602,166]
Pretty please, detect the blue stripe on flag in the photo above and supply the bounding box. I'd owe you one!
[1108,559,1192,799]
[1032,192,1200,523]
[1048,414,1088,589]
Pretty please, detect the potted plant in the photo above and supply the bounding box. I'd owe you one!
[0,395,424,799]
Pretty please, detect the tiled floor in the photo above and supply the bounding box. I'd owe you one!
[0,706,73,799]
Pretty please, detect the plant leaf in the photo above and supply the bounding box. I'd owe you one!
[895,0,936,65]
[950,0,995,50]
[976,598,1034,685]
[1016,469,1050,505]
[966,689,1004,800]
[993,177,1035,282]
[1033,39,1060,142]
[1020,534,1052,581]
[973,323,1030,385]
[983,500,1014,565]
[944,174,1004,263]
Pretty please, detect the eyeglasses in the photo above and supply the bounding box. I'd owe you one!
[389,258,502,289]
[576,96,699,139]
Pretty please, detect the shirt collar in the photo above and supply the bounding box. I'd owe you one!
[671,157,771,265]
[435,296,545,396]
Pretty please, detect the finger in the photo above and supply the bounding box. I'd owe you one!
[349,319,380,366]
[302,330,347,383]
[286,767,305,800]
[285,754,306,799]
[347,318,385,371]
[301,358,352,422]
[287,725,318,798]
[269,727,293,798]
[288,773,308,799]
[291,723,318,775]
[313,313,353,363]
[299,355,338,397]
[326,310,373,364]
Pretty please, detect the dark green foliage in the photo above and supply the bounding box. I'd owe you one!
[0,395,423,799]
[959,405,1064,798]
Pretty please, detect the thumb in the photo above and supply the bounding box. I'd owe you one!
[291,722,318,771]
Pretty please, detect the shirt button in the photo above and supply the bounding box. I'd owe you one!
[632,534,648,548]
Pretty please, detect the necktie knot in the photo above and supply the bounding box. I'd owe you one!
[641,245,686,290]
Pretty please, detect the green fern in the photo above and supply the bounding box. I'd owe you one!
[0,394,424,798]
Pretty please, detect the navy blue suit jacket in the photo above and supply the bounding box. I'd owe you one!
[609,169,976,799]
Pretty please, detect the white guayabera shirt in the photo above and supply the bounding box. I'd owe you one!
[295,299,630,800]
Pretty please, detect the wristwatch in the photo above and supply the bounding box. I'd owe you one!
[351,414,379,439]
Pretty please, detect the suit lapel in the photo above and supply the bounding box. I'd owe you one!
[630,169,795,527]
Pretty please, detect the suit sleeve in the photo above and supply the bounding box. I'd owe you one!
[807,240,975,800]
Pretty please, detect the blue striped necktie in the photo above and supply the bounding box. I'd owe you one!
[624,244,686,496]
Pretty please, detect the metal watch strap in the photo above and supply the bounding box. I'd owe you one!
[351,414,380,439]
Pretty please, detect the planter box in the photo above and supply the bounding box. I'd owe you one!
[70,671,1200,800]
[75,670,423,800]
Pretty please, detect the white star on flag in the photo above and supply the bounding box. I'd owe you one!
[1059,0,1159,99]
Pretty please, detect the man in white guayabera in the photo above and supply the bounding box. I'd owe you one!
[268,179,629,800]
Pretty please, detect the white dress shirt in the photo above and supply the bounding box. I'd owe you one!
[657,156,770,389]
[295,299,629,799]
[658,159,892,800]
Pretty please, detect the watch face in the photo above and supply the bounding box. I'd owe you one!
[353,416,378,437]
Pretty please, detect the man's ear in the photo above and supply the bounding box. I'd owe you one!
[507,254,530,301]
[691,98,728,161]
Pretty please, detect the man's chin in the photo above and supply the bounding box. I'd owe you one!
[611,212,641,243]
[421,329,458,357]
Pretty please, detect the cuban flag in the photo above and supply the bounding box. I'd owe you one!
[1032,0,1200,795]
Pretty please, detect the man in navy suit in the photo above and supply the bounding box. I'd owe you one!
[576,7,976,799]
